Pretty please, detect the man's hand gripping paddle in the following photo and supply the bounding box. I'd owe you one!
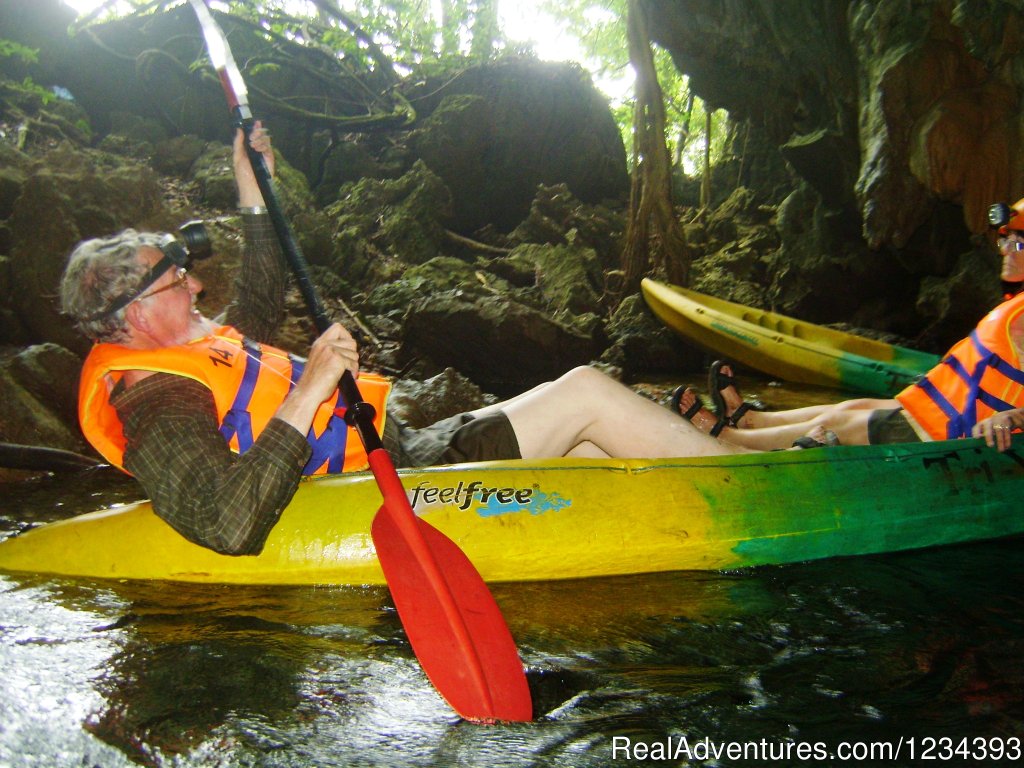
[188,0,531,723]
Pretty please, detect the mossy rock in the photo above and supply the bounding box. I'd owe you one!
[401,290,601,395]
[508,241,603,315]
[190,143,314,215]
[152,134,208,176]
[326,161,452,286]
[364,256,502,315]
[600,293,701,376]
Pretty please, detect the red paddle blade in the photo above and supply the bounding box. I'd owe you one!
[372,504,532,723]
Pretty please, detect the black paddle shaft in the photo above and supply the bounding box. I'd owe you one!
[236,108,382,453]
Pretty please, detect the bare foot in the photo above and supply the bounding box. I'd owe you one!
[674,387,720,435]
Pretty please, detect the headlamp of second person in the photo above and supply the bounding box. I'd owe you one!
[989,198,1024,235]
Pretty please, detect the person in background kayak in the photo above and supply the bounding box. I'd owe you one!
[60,124,792,557]
[676,205,1024,453]
[995,197,1024,300]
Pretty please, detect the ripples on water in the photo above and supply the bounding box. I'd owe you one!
[1,379,1023,766]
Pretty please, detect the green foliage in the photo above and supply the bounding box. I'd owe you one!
[536,0,627,90]
[536,0,730,176]
[0,39,39,64]
[16,77,56,106]
[0,39,55,107]
[223,0,505,71]
[248,62,281,77]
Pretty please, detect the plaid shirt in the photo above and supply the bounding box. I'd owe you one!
[112,214,313,555]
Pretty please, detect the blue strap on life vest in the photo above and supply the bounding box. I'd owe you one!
[916,331,1021,438]
[975,352,1022,414]
[288,356,349,474]
[986,353,1024,387]
[220,338,350,474]
[219,337,262,450]
[915,371,966,438]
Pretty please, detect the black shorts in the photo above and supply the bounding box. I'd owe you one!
[384,411,522,468]
[867,408,921,445]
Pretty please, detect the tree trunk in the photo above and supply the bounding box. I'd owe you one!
[700,108,712,208]
[736,119,751,189]
[674,90,695,168]
[621,0,690,293]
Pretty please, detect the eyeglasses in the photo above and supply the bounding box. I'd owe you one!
[999,237,1024,253]
[86,254,189,321]
[134,266,190,302]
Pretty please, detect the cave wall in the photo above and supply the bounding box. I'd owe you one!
[642,0,1024,240]
[641,0,1024,341]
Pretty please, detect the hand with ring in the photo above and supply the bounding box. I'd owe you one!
[972,410,1022,452]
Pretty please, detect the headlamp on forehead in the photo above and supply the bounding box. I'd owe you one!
[87,220,212,321]
[158,219,212,266]
[988,197,1024,236]
[988,203,1014,229]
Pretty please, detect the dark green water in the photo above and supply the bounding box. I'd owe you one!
[1,380,1023,766]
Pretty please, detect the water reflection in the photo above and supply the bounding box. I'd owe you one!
[0,578,130,767]
[1,539,1023,766]
[0,465,141,536]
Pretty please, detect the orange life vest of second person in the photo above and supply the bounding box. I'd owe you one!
[896,292,1024,440]
[78,325,390,474]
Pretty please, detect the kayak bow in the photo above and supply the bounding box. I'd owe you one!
[642,278,940,395]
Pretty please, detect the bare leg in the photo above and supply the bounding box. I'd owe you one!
[708,363,893,429]
[674,381,895,440]
[735,397,896,429]
[717,405,879,450]
[565,440,610,458]
[473,366,751,459]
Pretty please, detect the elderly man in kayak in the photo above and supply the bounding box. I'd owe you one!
[676,199,1024,454]
[60,125,783,557]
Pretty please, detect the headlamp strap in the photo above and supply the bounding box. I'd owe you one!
[86,252,178,321]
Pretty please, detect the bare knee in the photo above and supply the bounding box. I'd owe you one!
[831,398,888,413]
[811,406,873,444]
[809,412,834,430]
[556,365,609,389]
[541,366,626,413]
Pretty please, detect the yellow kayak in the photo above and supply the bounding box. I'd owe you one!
[641,278,940,396]
[1,440,1022,584]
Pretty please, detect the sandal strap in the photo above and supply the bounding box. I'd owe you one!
[726,401,754,428]
[671,386,704,422]
[708,360,730,418]
[791,435,825,449]
[682,399,703,420]
[714,370,736,391]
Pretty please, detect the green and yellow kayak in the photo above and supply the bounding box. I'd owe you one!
[641,278,940,396]
[1,439,1021,584]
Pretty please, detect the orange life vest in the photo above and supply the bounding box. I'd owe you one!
[78,325,391,474]
[896,292,1024,439]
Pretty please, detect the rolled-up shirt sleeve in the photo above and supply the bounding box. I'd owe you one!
[115,374,312,555]
[222,213,287,344]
